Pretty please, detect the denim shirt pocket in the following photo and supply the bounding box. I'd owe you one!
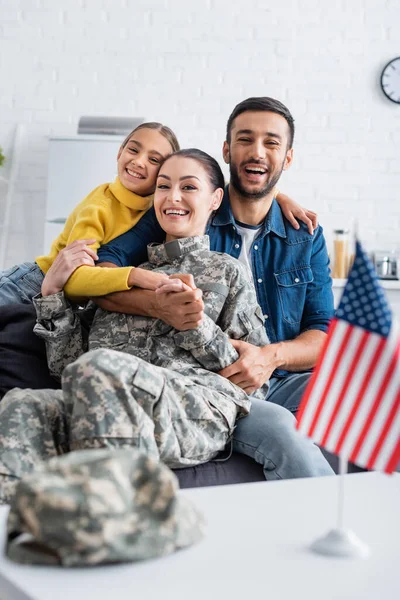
[274,266,313,324]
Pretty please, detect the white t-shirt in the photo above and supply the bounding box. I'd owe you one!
[234,220,262,284]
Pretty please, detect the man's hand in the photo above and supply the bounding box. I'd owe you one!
[42,239,98,296]
[219,340,282,394]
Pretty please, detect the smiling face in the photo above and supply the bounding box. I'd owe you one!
[117,128,174,196]
[223,110,293,201]
[154,156,223,242]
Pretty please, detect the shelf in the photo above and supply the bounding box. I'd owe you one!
[49,135,125,142]
[332,278,400,290]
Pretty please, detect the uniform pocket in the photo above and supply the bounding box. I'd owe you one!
[238,304,265,333]
[132,361,165,400]
[275,266,313,324]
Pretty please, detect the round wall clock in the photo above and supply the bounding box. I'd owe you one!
[380,57,400,104]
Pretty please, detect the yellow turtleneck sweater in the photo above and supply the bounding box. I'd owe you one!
[35,177,153,298]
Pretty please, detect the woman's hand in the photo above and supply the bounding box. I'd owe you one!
[276,192,318,235]
[41,239,98,296]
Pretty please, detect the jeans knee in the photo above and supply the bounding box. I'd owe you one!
[254,403,309,463]
[262,402,297,438]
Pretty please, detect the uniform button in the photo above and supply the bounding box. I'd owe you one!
[264,314,269,319]
[254,245,258,250]
[294,277,300,283]
[257,278,263,283]
[234,243,240,249]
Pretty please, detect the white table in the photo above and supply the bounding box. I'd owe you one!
[0,473,399,600]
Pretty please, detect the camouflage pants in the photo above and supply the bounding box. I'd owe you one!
[0,388,68,504]
[0,349,237,503]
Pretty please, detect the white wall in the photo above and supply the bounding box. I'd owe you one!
[1,0,399,267]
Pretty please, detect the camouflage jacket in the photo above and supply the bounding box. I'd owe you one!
[34,236,270,410]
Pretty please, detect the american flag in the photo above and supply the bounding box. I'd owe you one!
[296,240,400,474]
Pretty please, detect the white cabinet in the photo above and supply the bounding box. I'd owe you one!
[44,135,124,253]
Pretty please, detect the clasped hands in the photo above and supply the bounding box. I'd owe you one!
[156,274,278,394]
[154,273,204,330]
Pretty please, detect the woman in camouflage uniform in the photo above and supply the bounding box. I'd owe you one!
[0,149,270,503]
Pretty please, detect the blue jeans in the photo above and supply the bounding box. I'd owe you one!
[233,373,334,480]
[0,262,44,306]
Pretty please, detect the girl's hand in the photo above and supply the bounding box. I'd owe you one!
[276,192,318,235]
[155,273,196,295]
[128,267,170,291]
[41,239,98,296]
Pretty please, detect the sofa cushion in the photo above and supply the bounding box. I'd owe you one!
[175,451,264,488]
[0,303,60,398]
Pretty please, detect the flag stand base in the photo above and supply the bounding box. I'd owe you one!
[310,528,370,558]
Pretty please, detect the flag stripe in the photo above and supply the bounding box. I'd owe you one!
[320,329,370,448]
[373,387,400,472]
[367,389,400,471]
[334,335,386,454]
[308,323,353,438]
[326,332,381,453]
[349,350,398,464]
[338,332,396,460]
[385,437,400,474]
[295,319,338,428]
[312,326,364,444]
[359,365,400,468]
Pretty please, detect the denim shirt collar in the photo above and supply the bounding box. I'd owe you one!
[209,185,287,239]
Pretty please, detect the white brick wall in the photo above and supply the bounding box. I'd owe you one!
[0,0,399,267]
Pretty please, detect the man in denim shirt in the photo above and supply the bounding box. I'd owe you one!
[96,97,334,480]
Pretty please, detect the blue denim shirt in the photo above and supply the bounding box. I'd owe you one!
[98,187,334,358]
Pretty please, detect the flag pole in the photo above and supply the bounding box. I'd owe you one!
[310,453,370,558]
[337,453,348,531]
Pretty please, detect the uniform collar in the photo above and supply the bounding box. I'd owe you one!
[109,177,154,211]
[210,185,287,238]
[148,235,210,266]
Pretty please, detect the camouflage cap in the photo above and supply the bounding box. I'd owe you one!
[6,448,204,567]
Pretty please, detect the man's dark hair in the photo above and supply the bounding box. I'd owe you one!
[226,97,295,149]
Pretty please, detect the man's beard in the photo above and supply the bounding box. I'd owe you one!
[229,161,284,201]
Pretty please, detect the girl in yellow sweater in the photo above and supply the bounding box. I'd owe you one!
[0,122,316,306]
[0,122,180,305]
